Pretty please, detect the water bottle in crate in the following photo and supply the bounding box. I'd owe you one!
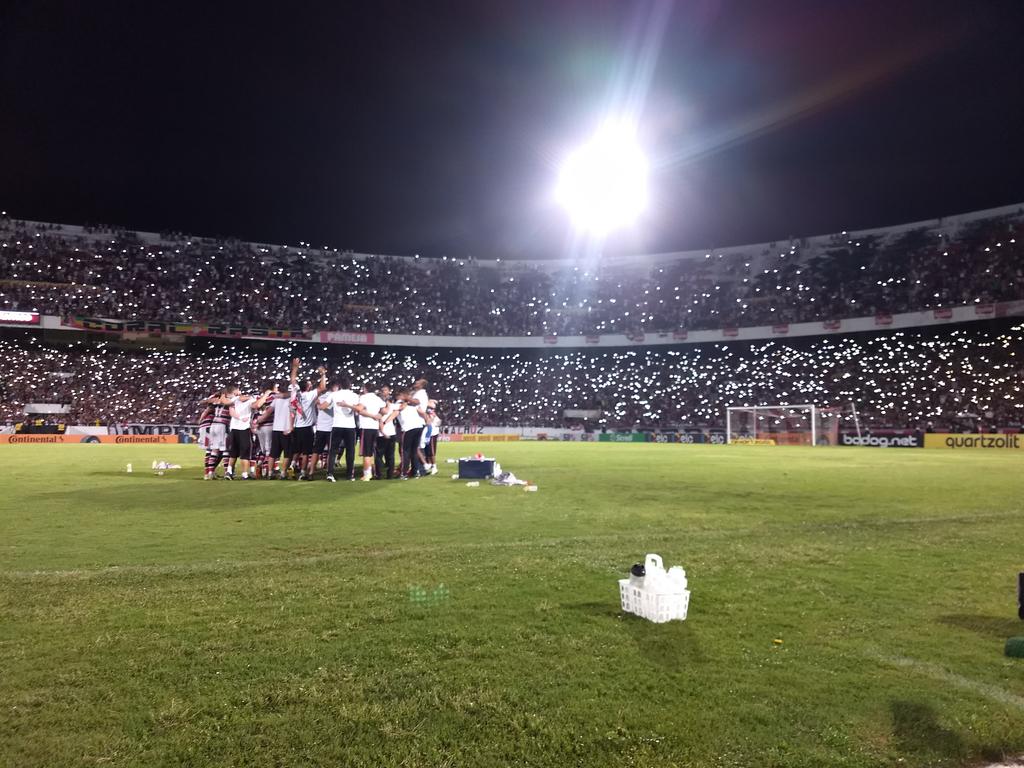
[618,554,690,623]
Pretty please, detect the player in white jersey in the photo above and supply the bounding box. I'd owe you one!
[410,378,433,474]
[267,380,296,479]
[225,385,273,479]
[422,400,441,474]
[357,382,387,481]
[289,357,328,480]
[396,387,428,478]
[323,377,360,482]
[375,385,399,479]
[313,385,335,478]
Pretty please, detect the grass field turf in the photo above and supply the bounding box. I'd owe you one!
[1,443,1023,767]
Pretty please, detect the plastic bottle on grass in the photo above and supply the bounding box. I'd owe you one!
[668,566,688,590]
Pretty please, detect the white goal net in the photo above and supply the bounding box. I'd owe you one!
[725,404,842,446]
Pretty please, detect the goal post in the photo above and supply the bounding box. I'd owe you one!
[725,404,842,446]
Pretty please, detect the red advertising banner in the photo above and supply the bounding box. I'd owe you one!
[585,335,600,344]
[874,313,893,326]
[543,335,558,344]
[722,327,739,338]
[975,303,995,316]
[672,330,688,340]
[933,307,953,319]
[771,324,789,335]
[823,319,841,330]
[316,331,376,345]
[0,310,41,325]
[63,317,310,340]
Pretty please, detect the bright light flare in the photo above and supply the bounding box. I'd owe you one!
[556,121,649,235]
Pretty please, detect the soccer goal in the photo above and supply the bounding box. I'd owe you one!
[724,404,842,446]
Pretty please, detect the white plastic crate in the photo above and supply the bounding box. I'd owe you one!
[618,580,690,622]
[618,554,690,623]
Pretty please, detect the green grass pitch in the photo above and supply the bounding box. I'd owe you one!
[2,442,1023,767]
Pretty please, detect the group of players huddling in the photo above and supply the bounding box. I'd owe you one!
[196,357,441,481]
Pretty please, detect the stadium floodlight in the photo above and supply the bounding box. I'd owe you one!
[555,120,649,235]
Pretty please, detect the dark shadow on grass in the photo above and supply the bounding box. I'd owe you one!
[937,614,1022,640]
[891,700,964,761]
[564,601,705,667]
[623,616,705,668]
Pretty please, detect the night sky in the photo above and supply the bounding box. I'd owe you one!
[3,1,1023,258]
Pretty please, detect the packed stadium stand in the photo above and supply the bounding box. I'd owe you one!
[0,206,1021,433]
[1,323,1020,433]
[1,205,1021,336]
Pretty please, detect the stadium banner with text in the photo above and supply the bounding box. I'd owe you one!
[598,432,647,443]
[62,317,310,340]
[839,430,923,448]
[924,433,1023,450]
[113,423,199,440]
[0,310,41,326]
[317,330,376,345]
[438,434,520,442]
[0,434,178,444]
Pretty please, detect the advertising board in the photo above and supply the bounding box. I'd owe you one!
[923,433,1023,450]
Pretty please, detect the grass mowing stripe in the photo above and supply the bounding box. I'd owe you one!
[871,653,1024,711]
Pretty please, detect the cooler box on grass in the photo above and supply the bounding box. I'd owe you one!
[458,457,496,479]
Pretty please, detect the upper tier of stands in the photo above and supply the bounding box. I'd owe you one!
[1,203,1021,337]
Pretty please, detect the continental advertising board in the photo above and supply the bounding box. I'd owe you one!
[0,434,179,444]
[923,433,1023,450]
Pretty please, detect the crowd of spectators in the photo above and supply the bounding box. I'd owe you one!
[1,207,1021,337]
[1,324,1020,431]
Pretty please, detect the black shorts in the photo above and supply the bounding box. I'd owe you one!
[293,425,314,455]
[360,428,377,457]
[229,428,252,460]
[270,430,292,459]
[314,429,332,455]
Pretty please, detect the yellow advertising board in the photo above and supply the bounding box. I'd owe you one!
[923,433,1023,450]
